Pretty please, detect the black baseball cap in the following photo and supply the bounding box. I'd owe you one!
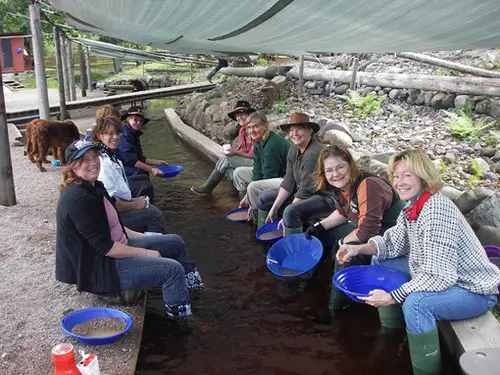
[65,139,100,163]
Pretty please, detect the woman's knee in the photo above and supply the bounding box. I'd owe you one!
[282,204,299,226]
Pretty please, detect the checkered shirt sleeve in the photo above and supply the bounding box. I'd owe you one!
[370,194,500,304]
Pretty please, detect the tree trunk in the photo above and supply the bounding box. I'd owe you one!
[397,52,500,79]
[220,66,292,79]
[286,68,500,97]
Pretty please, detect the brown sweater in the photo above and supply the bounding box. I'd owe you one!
[336,176,394,242]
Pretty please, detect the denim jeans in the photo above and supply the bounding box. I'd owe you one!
[282,194,336,228]
[119,204,165,233]
[128,175,154,202]
[114,235,192,306]
[373,257,498,333]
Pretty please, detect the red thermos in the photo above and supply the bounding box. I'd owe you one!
[52,343,81,375]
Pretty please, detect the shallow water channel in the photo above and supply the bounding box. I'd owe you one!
[134,99,455,375]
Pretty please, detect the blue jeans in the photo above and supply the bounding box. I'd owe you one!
[114,235,195,306]
[282,194,335,228]
[119,204,164,233]
[373,257,498,333]
[128,175,154,202]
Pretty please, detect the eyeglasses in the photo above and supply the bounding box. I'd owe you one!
[324,164,349,174]
[247,123,263,131]
[102,132,121,137]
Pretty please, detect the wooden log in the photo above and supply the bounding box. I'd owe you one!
[220,66,292,79]
[350,58,359,90]
[53,27,68,120]
[0,66,17,206]
[28,0,50,120]
[397,52,500,79]
[66,39,77,101]
[286,68,500,97]
[85,47,92,92]
[78,44,87,97]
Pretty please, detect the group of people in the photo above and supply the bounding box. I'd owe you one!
[56,104,202,318]
[190,100,500,375]
[53,99,499,375]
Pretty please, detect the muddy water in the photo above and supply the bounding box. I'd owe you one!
[135,99,456,375]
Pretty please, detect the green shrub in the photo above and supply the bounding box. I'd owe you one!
[467,159,483,187]
[443,109,491,142]
[337,90,387,119]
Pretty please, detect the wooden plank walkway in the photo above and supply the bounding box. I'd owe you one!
[6,82,215,122]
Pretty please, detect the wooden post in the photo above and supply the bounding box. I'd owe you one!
[53,27,68,120]
[78,43,87,97]
[350,57,359,90]
[298,54,304,99]
[0,67,17,206]
[190,62,193,83]
[66,39,77,101]
[60,34,70,102]
[28,0,50,119]
[85,47,92,92]
[113,59,121,74]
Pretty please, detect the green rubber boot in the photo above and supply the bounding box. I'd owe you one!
[190,170,224,196]
[257,209,269,229]
[406,327,441,375]
[206,70,216,83]
[328,259,351,315]
[284,226,302,236]
[377,305,405,329]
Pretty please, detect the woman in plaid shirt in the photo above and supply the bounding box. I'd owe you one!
[337,149,499,375]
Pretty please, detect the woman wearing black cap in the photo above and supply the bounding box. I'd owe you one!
[116,106,167,201]
[190,100,256,196]
[56,139,203,318]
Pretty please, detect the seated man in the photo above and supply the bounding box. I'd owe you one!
[236,112,290,227]
[190,100,255,197]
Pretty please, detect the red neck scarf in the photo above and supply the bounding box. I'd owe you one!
[403,191,432,221]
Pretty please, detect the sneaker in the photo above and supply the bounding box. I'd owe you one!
[165,302,192,318]
[185,269,204,290]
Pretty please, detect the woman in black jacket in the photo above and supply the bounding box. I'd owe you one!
[55,139,202,318]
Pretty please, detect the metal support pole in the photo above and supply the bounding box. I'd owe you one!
[0,67,17,206]
[53,27,68,120]
[298,54,304,99]
[78,43,87,97]
[85,46,92,92]
[28,0,50,119]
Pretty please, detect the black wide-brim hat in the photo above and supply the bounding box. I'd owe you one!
[278,112,320,133]
[121,106,150,125]
[228,100,256,121]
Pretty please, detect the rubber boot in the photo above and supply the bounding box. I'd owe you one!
[257,209,269,229]
[406,327,441,375]
[284,226,302,236]
[328,259,351,315]
[206,70,216,83]
[377,305,405,329]
[190,170,224,195]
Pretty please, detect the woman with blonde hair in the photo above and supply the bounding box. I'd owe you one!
[304,146,404,310]
[337,149,500,375]
[55,140,203,319]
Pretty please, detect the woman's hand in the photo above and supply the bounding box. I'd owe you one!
[246,207,253,222]
[265,209,276,224]
[154,159,168,166]
[336,244,361,264]
[358,289,396,307]
[141,248,160,257]
[133,197,148,210]
[225,147,236,156]
[277,219,285,236]
[150,167,163,177]
[239,194,249,208]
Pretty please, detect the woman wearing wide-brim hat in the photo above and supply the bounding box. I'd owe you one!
[116,106,168,202]
[191,100,256,196]
[257,112,325,233]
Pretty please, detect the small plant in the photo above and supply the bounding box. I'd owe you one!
[485,130,500,147]
[388,104,412,119]
[438,162,448,176]
[442,109,491,142]
[337,90,387,119]
[467,159,483,187]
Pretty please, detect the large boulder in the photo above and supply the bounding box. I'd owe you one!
[469,193,500,229]
[322,129,353,148]
[357,156,389,180]
[476,226,500,247]
[454,187,493,215]
[441,186,463,202]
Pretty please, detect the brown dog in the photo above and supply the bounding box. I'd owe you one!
[25,120,80,172]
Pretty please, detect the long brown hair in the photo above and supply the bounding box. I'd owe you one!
[90,116,123,142]
[59,160,84,192]
[313,146,360,192]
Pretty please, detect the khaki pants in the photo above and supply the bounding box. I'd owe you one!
[246,177,283,209]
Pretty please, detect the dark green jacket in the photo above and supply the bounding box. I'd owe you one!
[252,131,290,181]
[280,137,324,199]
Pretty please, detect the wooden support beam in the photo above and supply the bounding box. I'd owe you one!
[28,0,50,120]
[350,58,359,90]
[220,66,292,79]
[53,27,68,120]
[60,34,70,102]
[66,39,77,101]
[397,52,500,79]
[0,67,17,206]
[78,43,87,97]
[85,47,92,92]
[287,68,500,97]
[298,55,304,99]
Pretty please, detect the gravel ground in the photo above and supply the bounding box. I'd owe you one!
[0,145,144,375]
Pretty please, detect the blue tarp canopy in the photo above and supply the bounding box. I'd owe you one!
[47,0,500,55]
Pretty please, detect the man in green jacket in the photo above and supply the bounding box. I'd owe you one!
[236,112,290,225]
